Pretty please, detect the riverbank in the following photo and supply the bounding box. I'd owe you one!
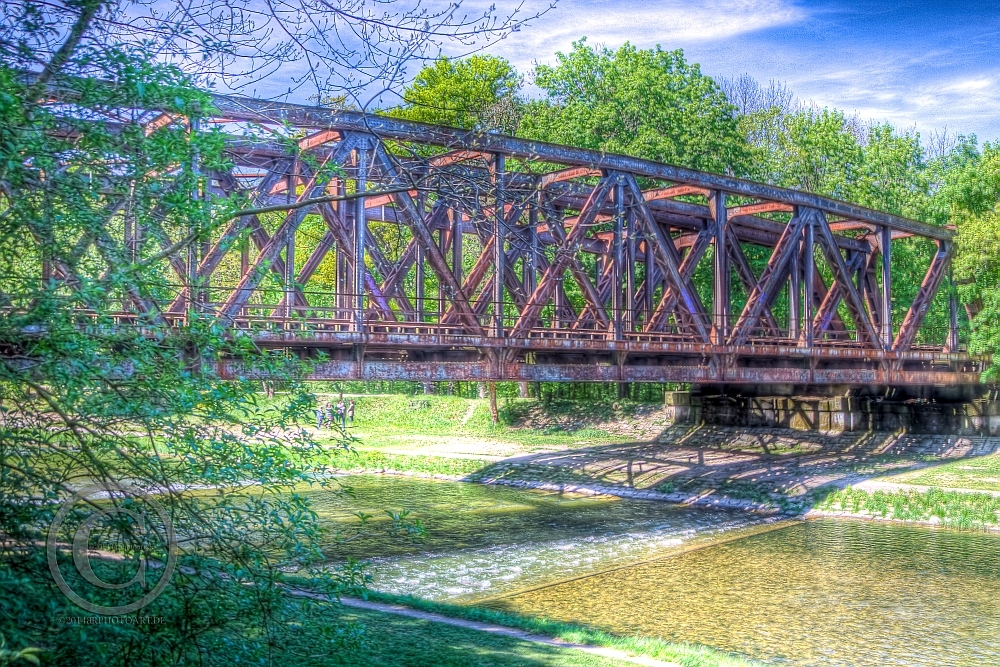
[284,586,761,667]
[316,394,1000,516]
[309,394,1000,664]
[808,485,1000,530]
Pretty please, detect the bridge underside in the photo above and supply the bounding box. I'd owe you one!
[37,84,982,390]
[216,328,978,387]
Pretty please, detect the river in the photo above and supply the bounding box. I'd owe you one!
[309,475,1000,666]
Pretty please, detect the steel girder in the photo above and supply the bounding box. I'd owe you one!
[26,85,977,387]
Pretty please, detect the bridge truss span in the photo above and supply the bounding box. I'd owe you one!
[33,87,981,387]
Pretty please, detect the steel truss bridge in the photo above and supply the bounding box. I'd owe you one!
[40,90,983,388]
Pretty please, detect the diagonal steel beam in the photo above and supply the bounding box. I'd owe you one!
[194,160,294,283]
[813,210,882,348]
[812,252,863,337]
[729,240,781,337]
[643,228,711,333]
[217,146,348,321]
[893,240,955,352]
[508,176,615,339]
[624,174,710,340]
[312,202,397,319]
[729,213,808,346]
[370,144,487,337]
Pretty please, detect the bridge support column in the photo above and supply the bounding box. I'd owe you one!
[710,191,729,344]
[801,213,814,347]
[492,154,506,339]
[881,224,893,348]
[664,391,696,425]
[353,143,368,333]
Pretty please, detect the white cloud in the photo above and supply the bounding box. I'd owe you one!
[784,64,1000,138]
[939,77,993,93]
[472,0,807,71]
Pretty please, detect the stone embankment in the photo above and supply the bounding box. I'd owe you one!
[462,424,1000,514]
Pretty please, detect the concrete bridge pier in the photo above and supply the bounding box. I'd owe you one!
[665,386,1000,435]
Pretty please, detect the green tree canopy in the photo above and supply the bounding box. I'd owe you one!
[521,40,747,174]
[389,55,523,133]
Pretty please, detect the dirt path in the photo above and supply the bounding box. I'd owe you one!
[338,597,681,667]
[286,588,680,667]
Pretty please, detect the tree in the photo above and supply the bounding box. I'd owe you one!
[389,55,523,133]
[0,1,543,664]
[1,0,545,102]
[933,141,1000,372]
[521,39,748,175]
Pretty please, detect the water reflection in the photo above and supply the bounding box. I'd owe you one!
[307,476,1000,665]
[495,519,1000,667]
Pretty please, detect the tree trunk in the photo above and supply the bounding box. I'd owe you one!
[478,382,487,399]
[488,382,499,424]
[518,381,529,399]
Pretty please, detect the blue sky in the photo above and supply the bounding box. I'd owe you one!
[468,0,1000,141]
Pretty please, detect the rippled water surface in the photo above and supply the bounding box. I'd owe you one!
[307,476,1000,666]
[496,518,1000,667]
[308,475,770,601]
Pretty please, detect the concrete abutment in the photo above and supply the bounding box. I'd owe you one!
[664,388,1000,435]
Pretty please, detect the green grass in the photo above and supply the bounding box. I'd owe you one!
[322,394,642,449]
[302,602,636,666]
[320,447,489,477]
[815,486,1000,529]
[360,592,762,667]
[890,454,1000,492]
[279,582,763,667]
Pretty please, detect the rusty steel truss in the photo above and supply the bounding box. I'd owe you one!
[38,89,982,387]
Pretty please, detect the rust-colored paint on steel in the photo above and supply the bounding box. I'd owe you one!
[29,77,979,389]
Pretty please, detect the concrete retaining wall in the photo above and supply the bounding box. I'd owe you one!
[664,391,1000,435]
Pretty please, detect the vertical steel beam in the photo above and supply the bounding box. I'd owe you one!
[451,205,463,285]
[881,224,893,348]
[644,235,655,325]
[284,169,295,320]
[526,202,538,296]
[802,215,814,347]
[789,244,800,340]
[335,243,345,318]
[710,190,728,344]
[613,178,625,339]
[354,145,368,332]
[415,244,425,322]
[626,209,637,333]
[416,190,428,322]
[493,155,506,338]
[187,117,201,318]
[948,271,959,352]
[438,225,447,321]
[240,237,249,280]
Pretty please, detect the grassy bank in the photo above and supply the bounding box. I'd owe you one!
[813,486,1000,529]
[278,576,761,667]
[357,592,762,667]
[320,447,488,477]
[883,452,1000,492]
[302,600,637,666]
[314,394,667,451]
